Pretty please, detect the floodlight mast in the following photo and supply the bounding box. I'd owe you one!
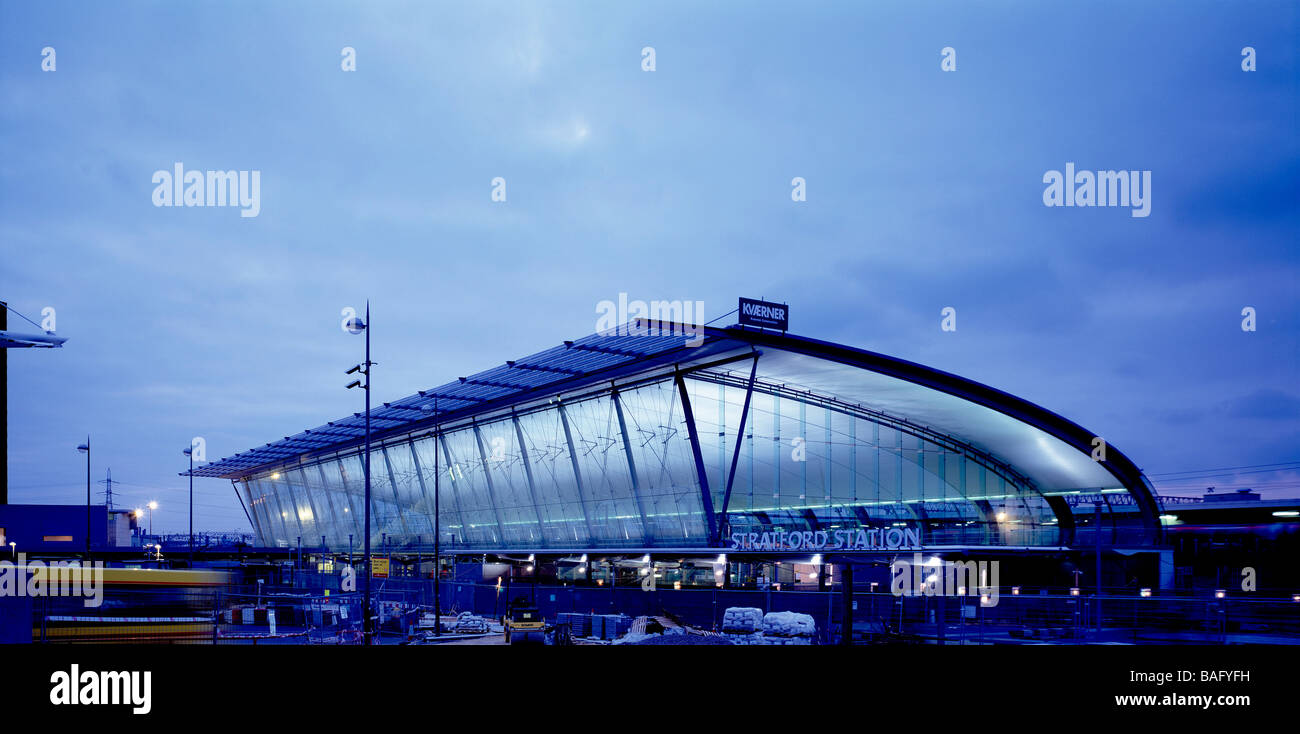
[184,446,194,562]
[345,302,373,644]
[77,438,90,556]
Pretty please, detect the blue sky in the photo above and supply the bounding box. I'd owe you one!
[2,0,1296,533]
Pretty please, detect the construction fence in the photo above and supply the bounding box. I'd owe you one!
[24,580,1300,644]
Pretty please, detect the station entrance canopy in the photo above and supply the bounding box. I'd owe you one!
[193,320,1160,552]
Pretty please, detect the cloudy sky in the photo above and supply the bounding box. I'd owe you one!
[2,1,1296,533]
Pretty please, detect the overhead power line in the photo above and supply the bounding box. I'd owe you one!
[1147,461,1300,477]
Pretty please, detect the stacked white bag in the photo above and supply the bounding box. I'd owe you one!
[760,611,815,644]
[722,607,763,633]
[721,607,765,644]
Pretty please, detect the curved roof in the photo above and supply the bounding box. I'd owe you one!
[192,320,1159,536]
[727,330,1161,532]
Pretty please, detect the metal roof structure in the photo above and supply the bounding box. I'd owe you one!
[191,322,741,479]
[191,319,1160,538]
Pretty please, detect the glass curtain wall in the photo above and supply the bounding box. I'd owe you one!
[241,372,1058,549]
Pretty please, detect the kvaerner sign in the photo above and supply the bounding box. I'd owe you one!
[738,297,788,331]
[729,527,922,552]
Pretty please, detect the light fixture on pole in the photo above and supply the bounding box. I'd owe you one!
[76,437,90,558]
[147,500,157,537]
[419,401,442,636]
[345,302,373,644]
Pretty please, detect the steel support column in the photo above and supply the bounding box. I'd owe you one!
[472,423,509,545]
[407,439,435,532]
[512,413,549,543]
[840,562,854,646]
[233,480,260,544]
[557,402,596,543]
[611,389,653,543]
[436,433,471,546]
[674,371,718,545]
[721,353,760,527]
[380,446,413,538]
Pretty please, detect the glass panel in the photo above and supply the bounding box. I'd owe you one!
[385,442,434,542]
[439,427,501,547]
[515,407,588,546]
[286,468,321,544]
[236,365,1064,550]
[337,453,382,546]
[572,394,657,545]
[477,419,547,547]
[621,380,706,542]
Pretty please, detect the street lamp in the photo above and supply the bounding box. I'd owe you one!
[183,445,194,563]
[345,302,373,644]
[76,437,90,558]
[148,501,157,537]
[419,400,442,637]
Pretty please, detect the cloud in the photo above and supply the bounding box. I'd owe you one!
[1221,389,1300,421]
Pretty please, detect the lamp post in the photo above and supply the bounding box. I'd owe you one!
[433,400,441,636]
[345,303,373,644]
[183,446,194,564]
[1094,500,1103,638]
[417,399,441,636]
[147,500,157,537]
[76,437,90,558]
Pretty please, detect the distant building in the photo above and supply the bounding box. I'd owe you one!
[0,503,138,554]
[1203,488,1260,503]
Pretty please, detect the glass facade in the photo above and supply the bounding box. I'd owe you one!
[239,367,1062,550]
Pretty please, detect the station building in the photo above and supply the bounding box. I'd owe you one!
[192,319,1166,589]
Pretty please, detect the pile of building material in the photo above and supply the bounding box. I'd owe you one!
[552,612,632,640]
[556,612,590,637]
[631,631,734,645]
[590,613,632,640]
[608,615,736,645]
[452,612,489,634]
[716,607,818,645]
[759,611,816,644]
[613,615,683,644]
[721,606,765,645]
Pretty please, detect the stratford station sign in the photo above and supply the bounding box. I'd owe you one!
[728,525,922,552]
